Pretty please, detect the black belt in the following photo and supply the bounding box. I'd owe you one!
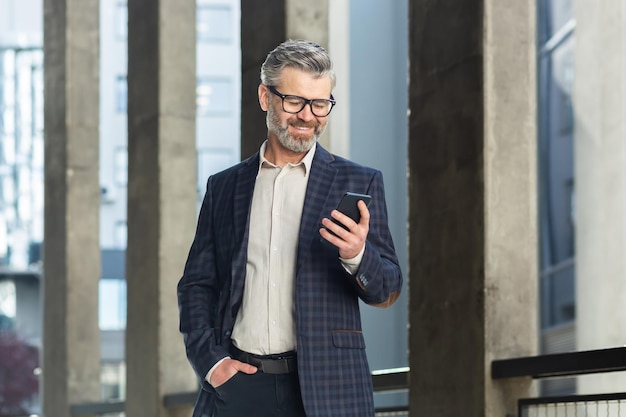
[230,345,297,374]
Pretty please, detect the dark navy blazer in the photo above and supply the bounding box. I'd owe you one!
[178,144,403,417]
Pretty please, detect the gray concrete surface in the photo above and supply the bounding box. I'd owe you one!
[43,0,101,415]
[125,0,198,415]
[408,0,538,415]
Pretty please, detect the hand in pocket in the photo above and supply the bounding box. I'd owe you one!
[210,358,257,388]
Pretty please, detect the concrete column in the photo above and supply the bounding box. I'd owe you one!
[408,0,537,416]
[286,0,328,44]
[42,0,101,416]
[574,0,626,393]
[285,1,332,151]
[240,0,286,160]
[240,0,335,159]
[126,1,197,416]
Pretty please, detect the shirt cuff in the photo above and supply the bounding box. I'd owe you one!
[206,356,230,386]
[339,244,365,274]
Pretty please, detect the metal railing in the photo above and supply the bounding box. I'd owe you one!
[70,401,124,416]
[160,367,411,416]
[493,346,626,416]
[71,346,626,416]
[70,367,410,416]
[518,392,626,417]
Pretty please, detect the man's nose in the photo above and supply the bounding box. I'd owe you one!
[297,103,316,121]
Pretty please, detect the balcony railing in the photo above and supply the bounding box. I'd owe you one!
[492,346,626,416]
[70,366,410,416]
[69,346,626,416]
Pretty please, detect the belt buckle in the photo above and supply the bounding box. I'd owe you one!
[261,358,290,374]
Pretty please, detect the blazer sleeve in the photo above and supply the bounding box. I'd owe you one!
[348,170,403,308]
[177,176,229,387]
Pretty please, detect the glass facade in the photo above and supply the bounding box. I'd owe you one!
[196,77,233,116]
[0,48,44,269]
[99,279,127,331]
[0,280,16,328]
[197,4,232,42]
[0,0,241,413]
[537,0,576,329]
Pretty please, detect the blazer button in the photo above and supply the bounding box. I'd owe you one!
[224,330,232,337]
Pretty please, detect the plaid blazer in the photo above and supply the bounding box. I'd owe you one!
[178,145,402,417]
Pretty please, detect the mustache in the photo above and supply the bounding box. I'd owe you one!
[289,120,318,129]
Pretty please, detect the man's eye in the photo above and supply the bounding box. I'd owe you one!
[312,101,329,110]
[285,97,304,106]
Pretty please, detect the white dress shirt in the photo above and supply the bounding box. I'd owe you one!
[231,141,316,354]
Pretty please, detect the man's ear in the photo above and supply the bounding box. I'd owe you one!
[258,84,269,111]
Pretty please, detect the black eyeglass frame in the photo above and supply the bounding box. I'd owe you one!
[267,85,336,117]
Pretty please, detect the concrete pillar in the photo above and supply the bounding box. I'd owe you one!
[286,0,328,45]
[286,0,333,152]
[42,0,101,416]
[125,0,197,416]
[574,0,626,393]
[408,0,537,416]
[240,0,336,159]
[240,0,286,159]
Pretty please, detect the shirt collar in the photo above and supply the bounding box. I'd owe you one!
[258,140,317,176]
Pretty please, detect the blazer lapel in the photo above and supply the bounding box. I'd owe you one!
[296,146,337,269]
[228,146,336,312]
[230,153,259,315]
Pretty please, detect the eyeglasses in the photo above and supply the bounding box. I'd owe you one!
[267,85,336,117]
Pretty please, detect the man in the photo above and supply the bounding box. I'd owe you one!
[178,39,402,417]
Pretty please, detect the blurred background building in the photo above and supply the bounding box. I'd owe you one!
[0,0,409,415]
[1,0,626,416]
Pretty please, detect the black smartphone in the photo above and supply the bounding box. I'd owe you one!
[332,192,372,230]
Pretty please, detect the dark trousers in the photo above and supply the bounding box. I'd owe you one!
[213,370,307,417]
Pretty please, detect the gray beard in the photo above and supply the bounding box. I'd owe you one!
[276,125,322,153]
[267,108,326,153]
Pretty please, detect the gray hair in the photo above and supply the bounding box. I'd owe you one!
[260,39,336,89]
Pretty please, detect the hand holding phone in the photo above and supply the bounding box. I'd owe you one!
[321,192,372,240]
[332,192,372,230]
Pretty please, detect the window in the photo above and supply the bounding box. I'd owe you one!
[0,213,7,260]
[116,75,127,113]
[114,221,127,249]
[101,361,125,401]
[115,2,128,40]
[114,147,127,186]
[99,279,127,331]
[0,280,16,329]
[196,78,232,116]
[197,5,232,42]
[538,0,576,330]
